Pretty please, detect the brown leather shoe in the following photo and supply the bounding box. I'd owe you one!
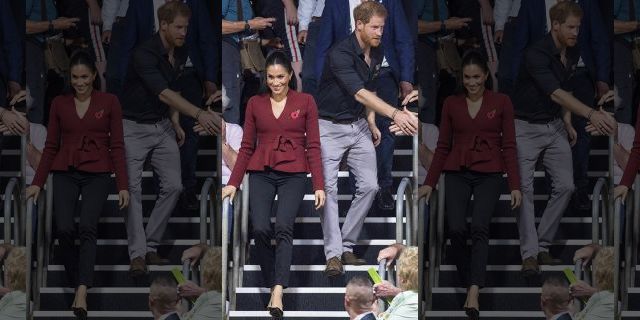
[324,256,344,277]
[537,251,562,265]
[146,251,170,265]
[341,251,366,265]
[129,256,148,277]
[521,256,540,277]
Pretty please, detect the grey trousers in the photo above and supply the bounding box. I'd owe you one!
[515,118,575,260]
[123,119,183,259]
[319,118,378,260]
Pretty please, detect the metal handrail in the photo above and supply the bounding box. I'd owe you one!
[221,197,230,313]
[435,175,445,292]
[395,178,415,245]
[230,188,242,309]
[377,259,387,313]
[26,198,34,318]
[417,190,427,316]
[630,176,640,311]
[3,177,19,245]
[615,197,621,319]
[182,259,191,310]
[574,259,583,310]
[425,188,438,311]
[591,178,609,246]
[623,181,636,311]
[33,190,45,310]
[200,177,214,245]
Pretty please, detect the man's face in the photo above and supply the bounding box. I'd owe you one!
[356,15,385,47]
[553,15,581,47]
[161,15,189,47]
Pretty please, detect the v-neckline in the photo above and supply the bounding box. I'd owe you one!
[74,95,93,120]
[271,92,289,120]
[466,93,485,120]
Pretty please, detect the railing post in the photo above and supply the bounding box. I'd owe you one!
[395,178,409,245]
[240,175,250,288]
[44,176,53,290]
[231,189,241,310]
[182,259,191,311]
[221,198,230,314]
[574,259,583,310]
[26,198,33,318]
[591,178,605,245]
[3,178,18,245]
[200,178,214,245]
[378,259,387,313]
[436,175,445,286]
[614,198,621,319]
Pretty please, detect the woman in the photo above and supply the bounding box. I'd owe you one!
[26,51,129,320]
[181,247,223,320]
[0,246,26,319]
[376,247,419,320]
[419,51,521,319]
[221,51,325,318]
[573,247,614,320]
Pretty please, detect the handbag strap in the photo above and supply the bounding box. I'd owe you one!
[237,0,244,22]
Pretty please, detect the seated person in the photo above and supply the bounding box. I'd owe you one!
[344,276,377,320]
[572,247,614,320]
[540,277,573,320]
[180,247,223,319]
[375,247,419,320]
[221,119,242,186]
[149,277,181,320]
[0,246,27,318]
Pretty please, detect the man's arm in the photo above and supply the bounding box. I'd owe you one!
[586,0,611,90]
[391,1,415,87]
[614,19,638,34]
[102,0,121,32]
[297,0,316,32]
[355,89,395,119]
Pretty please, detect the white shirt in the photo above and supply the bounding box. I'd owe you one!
[26,123,47,186]
[222,123,243,186]
[298,0,326,31]
[102,0,129,31]
[493,0,521,31]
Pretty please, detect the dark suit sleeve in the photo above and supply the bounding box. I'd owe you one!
[196,0,217,82]
[314,1,335,82]
[510,0,532,81]
[391,0,415,83]
[1,0,22,83]
[586,0,611,83]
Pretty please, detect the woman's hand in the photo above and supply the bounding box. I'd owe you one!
[222,185,237,201]
[510,190,522,209]
[419,185,433,200]
[314,190,326,210]
[26,185,41,203]
[118,190,130,209]
[614,185,629,202]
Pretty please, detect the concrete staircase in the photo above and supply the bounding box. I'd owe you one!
[227,135,415,319]
[32,136,216,319]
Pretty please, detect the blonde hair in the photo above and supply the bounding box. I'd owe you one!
[397,246,419,292]
[202,247,222,291]
[4,247,26,292]
[353,1,387,25]
[593,247,614,291]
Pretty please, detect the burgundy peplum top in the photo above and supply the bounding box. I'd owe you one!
[425,90,520,191]
[32,91,128,191]
[227,90,324,191]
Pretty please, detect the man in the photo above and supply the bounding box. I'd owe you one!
[541,277,574,320]
[344,277,377,320]
[513,0,611,212]
[316,1,418,276]
[316,0,414,210]
[149,277,181,320]
[25,0,79,124]
[512,2,615,276]
[122,1,220,276]
[221,0,275,124]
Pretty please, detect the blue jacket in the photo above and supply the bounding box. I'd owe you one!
[511,0,610,84]
[120,0,216,84]
[315,0,414,84]
[0,0,22,83]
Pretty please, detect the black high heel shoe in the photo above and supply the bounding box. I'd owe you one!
[464,307,479,320]
[267,305,283,318]
[72,306,87,320]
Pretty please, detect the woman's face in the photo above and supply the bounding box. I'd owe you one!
[70,64,96,96]
[266,64,292,96]
[462,64,488,96]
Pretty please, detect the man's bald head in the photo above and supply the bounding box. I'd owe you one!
[149,276,180,318]
[541,277,572,318]
[344,276,375,317]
